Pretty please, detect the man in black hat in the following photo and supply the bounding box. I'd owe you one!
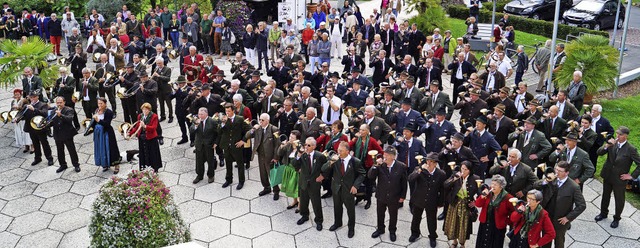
[369,146,408,242]
[549,131,595,190]
[347,67,373,91]
[394,76,422,110]
[595,126,640,228]
[515,99,542,122]
[418,81,453,120]
[438,132,480,179]
[508,116,552,178]
[455,88,488,132]
[392,98,427,137]
[24,90,54,166]
[344,80,368,109]
[408,152,446,246]
[210,70,230,96]
[51,96,81,173]
[172,75,191,145]
[424,108,456,154]
[464,115,501,179]
[119,63,140,124]
[233,61,254,88]
[54,67,79,130]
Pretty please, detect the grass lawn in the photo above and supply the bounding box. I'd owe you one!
[596,94,640,208]
[448,18,549,58]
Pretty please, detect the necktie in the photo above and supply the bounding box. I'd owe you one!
[567,150,571,163]
[510,166,515,177]
[326,101,332,123]
[524,133,530,146]
[432,93,436,108]
[267,97,270,113]
[381,60,385,73]
[551,119,555,130]
[309,154,313,171]
[486,74,493,91]
[202,119,205,131]
[340,159,345,176]
[426,68,430,84]
[496,118,500,130]
[557,180,563,188]
[385,105,389,115]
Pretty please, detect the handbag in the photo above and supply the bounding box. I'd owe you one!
[269,162,285,187]
[468,206,479,222]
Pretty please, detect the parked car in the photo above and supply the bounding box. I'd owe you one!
[504,0,574,20]
[562,0,625,30]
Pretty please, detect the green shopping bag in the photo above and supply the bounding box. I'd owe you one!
[281,164,299,198]
[270,162,285,187]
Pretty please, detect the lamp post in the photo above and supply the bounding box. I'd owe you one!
[490,0,496,49]
[610,0,623,46]
[546,0,562,95]
[613,0,633,98]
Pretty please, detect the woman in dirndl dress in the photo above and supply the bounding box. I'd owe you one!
[93,97,122,173]
[10,88,33,153]
[443,161,480,248]
[278,130,302,212]
[129,103,162,172]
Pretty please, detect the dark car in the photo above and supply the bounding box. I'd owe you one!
[504,0,574,20]
[562,0,624,30]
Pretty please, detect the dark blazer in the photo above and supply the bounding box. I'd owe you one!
[344,89,368,109]
[377,100,400,124]
[23,101,49,133]
[192,117,217,151]
[294,151,328,191]
[535,178,586,227]
[54,76,76,104]
[448,60,477,83]
[516,52,529,73]
[419,91,453,120]
[548,147,595,183]
[489,162,538,197]
[151,66,172,89]
[591,116,614,150]
[407,30,425,54]
[277,110,298,138]
[340,54,366,73]
[438,146,481,177]
[508,130,553,168]
[359,24,376,43]
[364,116,393,144]
[22,76,44,99]
[424,120,457,154]
[369,57,394,85]
[245,124,281,161]
[478,71,506,93]
[294,117,324,141]
[297,97,321,115]
[444,174,480,206]
[94,63,116,79]
[267,66,293,91]
[416,66,442,88]
[578,128,597,152]
[597,142,640,185]
[368,160,408,204]
[464,129,502,168]
[408,167,446,208]
[323,156,366,194]
[394,63,418,79]
[191,93,224,117]
[487,97,518,119]
[394,138,427,172]
[134,80,158,109]
[543,100,580,122]
[489,116,516,148]
[79,77,100,106]
[252,94,282,117]
[282,54,303,68]
[223,88,254,106]
[392,109,427,137]
[217,115,251,151]
[171,86,190,117]
[538,117,568,143]
[51,106,77,140]
[393,86,423,110]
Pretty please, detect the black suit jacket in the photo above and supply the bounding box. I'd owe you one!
[417,66,443,89]
[191,117,218,150]
[192,94,224,117]
[489,162,538,197]
[277,110,298,138]
[369,57,394,85]
[448,60,477,83]
[536,178,586,223]
[323,156,366,193]
[598,142,640,185]
[368,160,408,204]
[538,117,568,143]
[22,76,44,99]
[152,66,172,92]
[341,55,366,73]
[217,115,251,151]
[293,152,327,191]
[51,106,77,140]
[408,167,446,208]
[294,117,324,141]
[134,80,158,109]
[438,146,480,177]
[479,71,506,93]
[394,63,418,79]
[489,116,516,147]
[54,76,76,104]
[297,97,322,116]
[444,174,480,206]
[267,66,293,91]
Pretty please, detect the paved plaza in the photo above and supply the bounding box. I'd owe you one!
[1,1,640,247]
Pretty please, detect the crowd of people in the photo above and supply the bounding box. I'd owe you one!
[2,1,640,248]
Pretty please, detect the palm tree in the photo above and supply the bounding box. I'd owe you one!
[555,34,619,96]
[0,36,60,89]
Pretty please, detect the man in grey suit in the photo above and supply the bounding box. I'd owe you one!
[361,105,392,146]
[22,67,44,100]
[595,126,640,228]
[152,58,173,122]
[418,81,453,120]
[535,40,551,92]
[394,76,422,110]
[535,161,586,248]
[245,113,282,200]
[191,108,218,184]
[508,116,552,178]
[548,132,595,190]
[489,148,538,199]
[294,107,325,141]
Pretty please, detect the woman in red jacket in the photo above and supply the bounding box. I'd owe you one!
[316,120,349,152]
[509,189,556,248]
[475,174,515,248]
[129,102,162,172]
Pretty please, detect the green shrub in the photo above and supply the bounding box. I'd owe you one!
[447,4,609,39]
[89,170,190,247]
[481,0,510,13]
[555,34,619,94]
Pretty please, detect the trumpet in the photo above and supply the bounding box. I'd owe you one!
[368,150,379,160]
[92,52,101,63]
[165,40,173,50]
[416,155,424,164]
[0,111,10,124]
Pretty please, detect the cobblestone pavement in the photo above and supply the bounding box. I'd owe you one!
[0,1,639,247]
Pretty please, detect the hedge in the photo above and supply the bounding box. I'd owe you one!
[481,0,510,13]
[447,4,609,39]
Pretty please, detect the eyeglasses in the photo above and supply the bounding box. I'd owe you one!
[305,144,313,147]
[260,119,268,122]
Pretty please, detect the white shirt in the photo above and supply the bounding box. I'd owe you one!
[320,96,342,124]
[342,154,353,173]
[515,93,526,113]
[485,72,496,91]
[556,101,565,118]
[497,60,512,76]
[509,163,518,177]
[567,146,576,163]
[591,115,600,132]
